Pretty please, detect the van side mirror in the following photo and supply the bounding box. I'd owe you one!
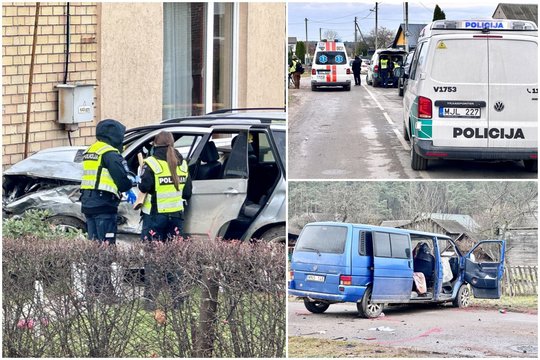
[405,248,411,258]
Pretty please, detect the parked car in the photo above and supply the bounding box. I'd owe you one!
[360,59,370,75]
[289,222,505,318]
[396,50,415,96]
[311,40,353,91]
[402,19,538,171]
[366,48,407,87]
[3,109,287,243]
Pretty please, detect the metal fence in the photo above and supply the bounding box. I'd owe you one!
[502,265,538,296]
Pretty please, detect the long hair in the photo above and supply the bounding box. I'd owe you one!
[153,131,182,191]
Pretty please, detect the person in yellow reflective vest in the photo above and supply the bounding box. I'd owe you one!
[379,56,389,87]
[138,131,192,241]
[80,119,134,245]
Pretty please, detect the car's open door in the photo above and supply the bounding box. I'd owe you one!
[184,129,249,239]
[464,240,506,299]
[372,231,414,303]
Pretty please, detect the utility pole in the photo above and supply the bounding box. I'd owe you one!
[375,2,378,49]
[404,2,409,52]
[354,16,358,44]
[305,17,309,63]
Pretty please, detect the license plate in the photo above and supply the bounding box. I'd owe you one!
[306,274,325,282]
[439,107,480,118]
[317,74,326,81]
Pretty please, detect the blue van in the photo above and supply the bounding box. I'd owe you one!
[289,222,505,318]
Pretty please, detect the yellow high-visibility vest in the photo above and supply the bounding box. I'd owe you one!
[380,58,389,69]
[141,156,188,214]
[80,141,121,198]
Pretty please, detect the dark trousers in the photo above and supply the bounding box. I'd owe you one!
[292,72,301,89]
[86,213,118,245]
[380,69,388,86]
[141,213,185,308]
[141,213,184,242]
[353,71,361,85]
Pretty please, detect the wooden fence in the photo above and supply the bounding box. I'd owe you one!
[502,265,537,296]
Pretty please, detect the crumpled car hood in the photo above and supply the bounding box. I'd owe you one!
[4,146,87,182]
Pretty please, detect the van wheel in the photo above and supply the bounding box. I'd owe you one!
[344,84,351,91]
[311,85,317,91]
[403,121,410,141]
[372,79,378,87]
[411,144,428,170]
[357,287,383,318]
[304,299,330,314]
[452,284,471,308]
[523,160,537,172]
[259,225,285,244]
[366,75,371,85]
[399,86,404,96]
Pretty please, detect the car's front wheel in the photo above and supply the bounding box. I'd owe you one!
[452,284,471,308]
[48,215,86,234]
[304,298,330,314]
[357,287,383,318]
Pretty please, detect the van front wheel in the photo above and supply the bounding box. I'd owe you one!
[303,299,330,314]
[452,284,471,308]
[357,287,383,318]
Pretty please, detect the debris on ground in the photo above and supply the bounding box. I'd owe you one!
[369,326,395,332]
[499,309,507,314]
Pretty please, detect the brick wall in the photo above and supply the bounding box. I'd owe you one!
[2,2,98,167]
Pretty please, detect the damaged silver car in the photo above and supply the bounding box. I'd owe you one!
[3,110,286,243]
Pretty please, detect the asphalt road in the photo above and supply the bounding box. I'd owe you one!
[288,300,538,358]
[288,76,537,179]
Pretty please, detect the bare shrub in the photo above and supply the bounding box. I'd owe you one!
[2,236,286,358]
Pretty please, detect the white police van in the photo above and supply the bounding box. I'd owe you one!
[311,40,353,91]
[402,19,538,171]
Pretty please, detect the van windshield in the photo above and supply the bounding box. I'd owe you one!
[296,225,348,254]
[315,51,347,65]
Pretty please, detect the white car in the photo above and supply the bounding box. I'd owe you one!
[311,41,353,91]
[367,49,407,87]
[402,19,538,171]
[361,59,370,75]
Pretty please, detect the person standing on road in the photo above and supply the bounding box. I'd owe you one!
[139,130,192,242]
[352,55,362,86]
[380,56,389,87]
[289,55,302,89]
[81,119,135,245]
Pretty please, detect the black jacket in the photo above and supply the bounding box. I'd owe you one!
[138,146,192,216]
[352,58,362,74]
[81,119,133,215]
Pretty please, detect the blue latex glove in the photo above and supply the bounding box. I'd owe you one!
[125,189,136,204]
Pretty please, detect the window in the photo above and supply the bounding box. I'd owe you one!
[271,129,285,168]
[296,225,348,254]
[431,39,488,84]
[255,132,275,163]
[358,231,373,256]
[489,40,537,85]
[163,3,235,119]
[374,232,391,257]
[315,51,347,65]
[409,42,426,80]
[390,234,410,259]
[471,242,502,263]
[374,232,410,259]
[212,3,234,111]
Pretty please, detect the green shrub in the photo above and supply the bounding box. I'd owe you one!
[3,209,81,240]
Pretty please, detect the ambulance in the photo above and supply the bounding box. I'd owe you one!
[311,40,353,91]
[402,19,538,171]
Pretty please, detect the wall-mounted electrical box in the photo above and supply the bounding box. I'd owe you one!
[56,83,95,124]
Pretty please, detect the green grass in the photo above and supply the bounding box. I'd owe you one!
[471,295,537,312]
[288,337,454,358]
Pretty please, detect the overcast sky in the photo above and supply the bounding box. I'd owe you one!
[288,0,534,42]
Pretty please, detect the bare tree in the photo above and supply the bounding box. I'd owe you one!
[323,30,339,41]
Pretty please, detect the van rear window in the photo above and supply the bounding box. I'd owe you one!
[430,39,488,84]
[315,51,347,65]
[296,225,348,254]
[489,40,537,84]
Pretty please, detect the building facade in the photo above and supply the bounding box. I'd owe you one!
[2,2,286,167]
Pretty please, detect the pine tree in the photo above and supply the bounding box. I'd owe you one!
[433,5,446,21]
